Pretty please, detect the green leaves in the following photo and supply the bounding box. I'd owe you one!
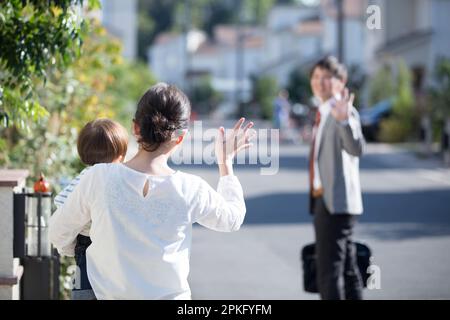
[377,60,416,142]
[368,65,396,106]
[0,0,159,193]
[430,58,450,119]
[87,0,102,10]
[0,0,93,129]
[253,76,278,120]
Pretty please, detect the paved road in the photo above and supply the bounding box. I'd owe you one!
[181,139,450,300]
[126,121,450,299]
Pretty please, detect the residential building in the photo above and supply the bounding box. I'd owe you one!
[366,0,450,89]
[101,0,137,60]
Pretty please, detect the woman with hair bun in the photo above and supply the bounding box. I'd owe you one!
[49,82,255,300]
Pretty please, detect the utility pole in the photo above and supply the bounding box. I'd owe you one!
[336,0,344,63]
[182,0,191,91]
[235,0,245,117]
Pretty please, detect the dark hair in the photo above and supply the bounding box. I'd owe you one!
[77,119,129,166]
[310,55,348,82]
[134,83,191,152]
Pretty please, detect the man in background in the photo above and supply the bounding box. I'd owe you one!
[308,56,365,300]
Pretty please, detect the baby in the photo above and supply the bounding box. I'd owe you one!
[54,118,128,300]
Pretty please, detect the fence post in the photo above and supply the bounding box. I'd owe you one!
[0,170,28,300]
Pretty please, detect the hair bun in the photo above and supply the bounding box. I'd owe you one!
[140,112,171,144]
[135,83,191,152]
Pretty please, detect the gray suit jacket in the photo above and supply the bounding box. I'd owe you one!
[310,106,365,215]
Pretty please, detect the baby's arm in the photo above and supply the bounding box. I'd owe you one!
[49,168,94,256]
[52,168,91,255]
[54,168,89,208]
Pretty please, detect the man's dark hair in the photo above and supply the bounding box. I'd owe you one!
[310,56,348,82]
[134,83,191,152]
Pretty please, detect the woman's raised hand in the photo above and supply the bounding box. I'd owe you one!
[215,118,255,166]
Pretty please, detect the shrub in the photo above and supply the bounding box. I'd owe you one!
[378,60,416,142]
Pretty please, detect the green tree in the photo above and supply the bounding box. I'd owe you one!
[394,61,415,119]
[1,19,156,182]
[0,0,101,129]
[286,67,312,104]
[346,65,366,109]
[0,19,157,300]
[0,2,157,300]
[137,0,176,61]
[108,61,157,124]
[378,61,416,142]
[242,0,275,24]
[428,58,450,143]
[368,64,395,105]
[253,75,278,120]
[189,76,223,115]
[430,58,450,120]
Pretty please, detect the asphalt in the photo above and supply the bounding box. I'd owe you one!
[185,143,450,300]
[125,121,450,299]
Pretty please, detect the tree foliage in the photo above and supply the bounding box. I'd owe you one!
[286,68,312,105]
[253,75,278,120]
[0,19,156,184]
[1,1,157,300]
[368,64,396,106]
[189,76,223,115]
[378,60,416,142]
[0,0,101,129]
[430,57,450,120]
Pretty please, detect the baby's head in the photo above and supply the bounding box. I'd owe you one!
[133,83,191,153]
[77,119,129,166]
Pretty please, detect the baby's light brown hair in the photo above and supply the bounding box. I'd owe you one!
[77,119,129,166]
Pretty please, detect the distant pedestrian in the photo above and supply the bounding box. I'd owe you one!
[273,89,291,141]
[308,56,365,300]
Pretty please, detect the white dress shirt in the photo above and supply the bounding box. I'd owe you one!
[49,163,246,300]
[313,99,333,190]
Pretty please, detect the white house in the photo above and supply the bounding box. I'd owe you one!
[267,3,321,31]
[366,0,450,89]
[261,17,323,87]
[100,0,137,60]
[321,0,368,68]
[148,4,325,105]
[149,30,207,90]
[147,1,374,114]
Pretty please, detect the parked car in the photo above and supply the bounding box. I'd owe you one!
[360,98,394,141]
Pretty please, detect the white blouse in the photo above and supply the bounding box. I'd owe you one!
[48,163,246,300]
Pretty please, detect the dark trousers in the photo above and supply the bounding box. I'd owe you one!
[73,234,93,291]
[312,196,363,300]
